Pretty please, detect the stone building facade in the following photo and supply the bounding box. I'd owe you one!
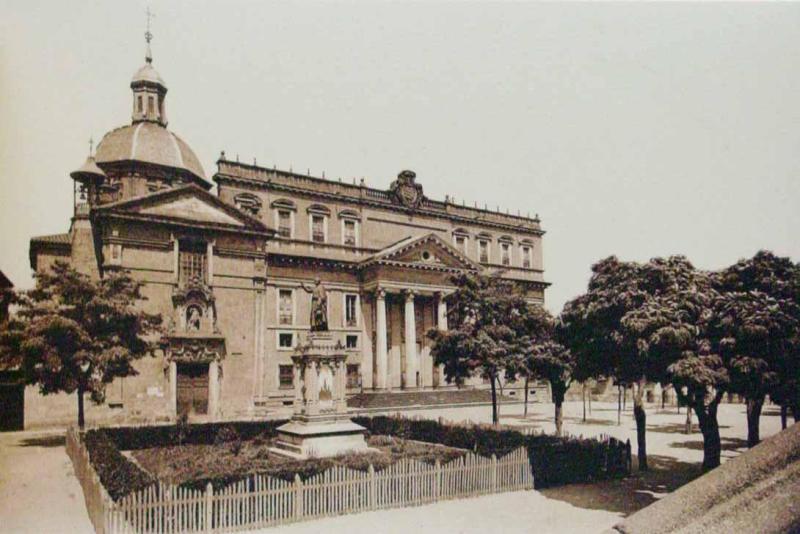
[22,40,548,429]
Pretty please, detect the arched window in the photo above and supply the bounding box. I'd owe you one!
[271,199,297,239]
[519,239,534,269]
[307,204,331,243]
[498,236,514,267]
[476,232,492,264]
[233,193,262,217]
[338,210,361,247]
[451,228,469,256]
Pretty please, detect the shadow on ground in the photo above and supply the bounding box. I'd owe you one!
[647,422,731,434]
[669,437,747,452]
[539,454,702,516]
[19,435,65,448]
[565,417,618,426]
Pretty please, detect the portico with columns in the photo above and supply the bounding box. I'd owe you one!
[359,233,476,391]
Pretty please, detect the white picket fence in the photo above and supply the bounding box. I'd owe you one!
[67,428,533,533]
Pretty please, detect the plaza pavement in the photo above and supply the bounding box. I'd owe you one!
[0,400,785,534]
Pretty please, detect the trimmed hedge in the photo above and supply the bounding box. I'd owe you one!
[352,416,631,488]
[103,420,285,451]
[84,416,630,499]
[83,430,155,500]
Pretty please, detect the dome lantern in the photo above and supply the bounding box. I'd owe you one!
[131,14,168,126]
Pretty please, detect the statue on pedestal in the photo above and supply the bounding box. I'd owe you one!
[300,277,328,332]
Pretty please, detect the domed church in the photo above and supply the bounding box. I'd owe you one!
[24,32,548,428]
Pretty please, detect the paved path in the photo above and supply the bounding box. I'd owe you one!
[0,430,93,534]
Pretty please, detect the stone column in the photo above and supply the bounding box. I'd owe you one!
[436,293,448,387]
[404,289,417,389]
[169,360,178,418]
[208,360,219,421]
[206,241,214,286]
[374,288,388,390]
[172,238,180,283]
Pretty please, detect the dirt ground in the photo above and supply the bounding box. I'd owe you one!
[0,431,93,534]
[0,400,786,534]
[248,400,785,534]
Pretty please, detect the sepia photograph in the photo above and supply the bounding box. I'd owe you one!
[1,1,799,533]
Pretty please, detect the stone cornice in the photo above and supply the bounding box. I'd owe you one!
[214,172,545,237]
[95,211,270,238]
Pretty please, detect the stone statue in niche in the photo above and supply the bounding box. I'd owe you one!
[186,305,202,332]
[300,277,328,331]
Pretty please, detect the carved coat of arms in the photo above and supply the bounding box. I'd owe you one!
[390,170,424,209]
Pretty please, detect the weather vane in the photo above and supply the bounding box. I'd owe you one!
[88,137,94,157]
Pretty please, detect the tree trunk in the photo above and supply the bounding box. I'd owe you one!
[696,401,722,470]
[490,375,499,425]
[523,377,529,417]
[617,384,622,425]
[746,396,764,447]
[554,398,564,437]
[588,383,593,415]
[633,379,648,471]
[77,385,85,430]
[661,386,667,410]
[685,405,692,434]
[582,382,587,422]
[780,404,788,430]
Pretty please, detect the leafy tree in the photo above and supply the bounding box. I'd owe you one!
[715,251,800,434]
[527,338,574,436]
[710,290,797,446]
[428,273,537,424]
[560,257,652,469]
[0,262,162,429]
[618,262,724,469]
[561,255,704,471]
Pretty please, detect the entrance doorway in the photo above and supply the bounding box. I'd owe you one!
[176,363,208,417]
[0,372,24,431]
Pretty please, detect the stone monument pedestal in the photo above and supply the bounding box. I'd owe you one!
[270,332,371,459]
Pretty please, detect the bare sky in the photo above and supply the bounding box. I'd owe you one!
[1,1,799,313]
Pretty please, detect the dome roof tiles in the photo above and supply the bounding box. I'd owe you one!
[95,122,207,183]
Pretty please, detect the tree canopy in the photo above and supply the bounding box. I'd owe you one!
[428,273,547,424]
[0,262,162,428]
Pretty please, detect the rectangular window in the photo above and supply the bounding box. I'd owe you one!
[343,220,356,246]
[455,235,467,254]
[501,243,510,266]
[278,364,294,389]
[479,240,489,263]
[312,215,325,243]
[346,364,360,389]
[148,95,155,115]
[278,332,294,349]
[522,246,531,268]
[346,334,358,349]
[345,294,358,327]
[179,243,207,284]
[278,289,293,325]
[137,95,143,113]
[278,210,292,238]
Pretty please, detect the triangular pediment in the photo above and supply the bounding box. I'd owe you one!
[363,233,479,271]
[94,185,271,234]
[139,196,243,226]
